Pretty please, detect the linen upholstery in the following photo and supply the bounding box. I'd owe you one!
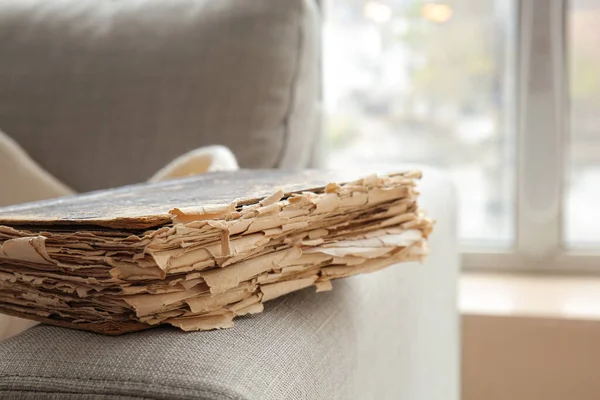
[0,170,459,400]
[0,0,320,192]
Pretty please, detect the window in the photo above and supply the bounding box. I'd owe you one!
[323,0,600,271]
[567,0,600,249]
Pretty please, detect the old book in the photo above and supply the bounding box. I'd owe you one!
[0,170,433,335]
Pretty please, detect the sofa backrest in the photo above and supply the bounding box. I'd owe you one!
[0,0,321,192]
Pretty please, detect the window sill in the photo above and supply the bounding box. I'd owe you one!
[461,272,600,400]
[460,272,600,320]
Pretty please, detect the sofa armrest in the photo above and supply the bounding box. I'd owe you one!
[0,169,459,400]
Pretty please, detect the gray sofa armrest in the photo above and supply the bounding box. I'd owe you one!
[0,170,459,400]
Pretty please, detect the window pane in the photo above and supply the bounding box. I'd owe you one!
[566,0,600,248]
[323,0,515,245]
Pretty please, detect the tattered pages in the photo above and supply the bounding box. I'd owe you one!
[0,170,433,335]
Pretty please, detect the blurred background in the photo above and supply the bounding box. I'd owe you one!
[322,3,600,397]
[323,0,600,248]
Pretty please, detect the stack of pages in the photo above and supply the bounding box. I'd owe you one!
[0,170,433,335]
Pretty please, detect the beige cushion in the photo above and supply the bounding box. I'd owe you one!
[0,130,74,207]
[0,0,320,192]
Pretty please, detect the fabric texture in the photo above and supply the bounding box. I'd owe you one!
[0,0,320,192]
[0,169,459,400]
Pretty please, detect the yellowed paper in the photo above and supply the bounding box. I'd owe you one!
[0,170,433,334]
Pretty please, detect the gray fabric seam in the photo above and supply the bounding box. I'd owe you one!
[0,374,240,400]
[274,3,305,167]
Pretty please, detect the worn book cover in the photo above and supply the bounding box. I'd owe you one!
[0,170,433,334]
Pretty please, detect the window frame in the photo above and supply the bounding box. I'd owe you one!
[321,0,600,272]
[463,0,600,273]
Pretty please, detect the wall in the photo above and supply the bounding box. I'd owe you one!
[462,314,600,400]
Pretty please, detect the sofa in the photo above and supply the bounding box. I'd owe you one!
[0,0,460,398]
